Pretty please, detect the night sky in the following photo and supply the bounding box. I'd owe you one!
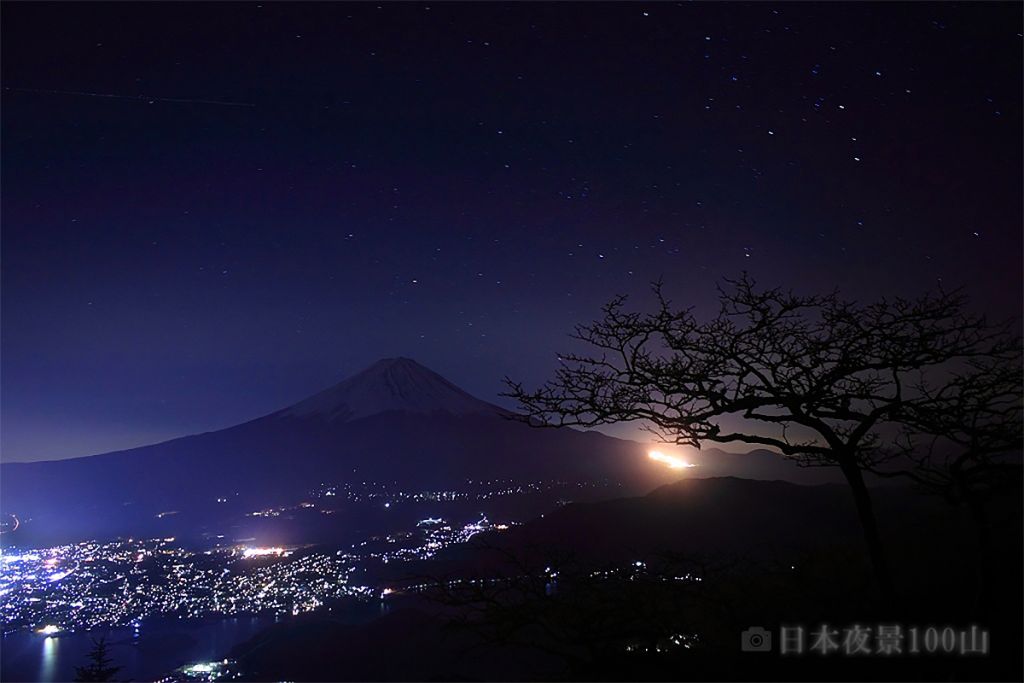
[3,2,1021,461]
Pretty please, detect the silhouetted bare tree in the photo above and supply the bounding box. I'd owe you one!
[505,275,1020,603]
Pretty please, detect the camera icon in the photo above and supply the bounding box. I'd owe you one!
[740,626,772,652]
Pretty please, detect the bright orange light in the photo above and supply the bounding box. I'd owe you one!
[648,450,696,470]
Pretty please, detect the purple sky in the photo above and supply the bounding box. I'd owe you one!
[2,2,1020,461]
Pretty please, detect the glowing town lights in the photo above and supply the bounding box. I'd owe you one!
[178,658,236,679]
[648,450,697,470]
[183,663,213,674]
[0,494,523,635]
[241,547,286,558]
[2,553,41,564]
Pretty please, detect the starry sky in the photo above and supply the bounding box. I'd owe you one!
[2,2,1021,461]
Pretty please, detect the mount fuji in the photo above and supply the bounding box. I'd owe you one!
[1,358,673,543]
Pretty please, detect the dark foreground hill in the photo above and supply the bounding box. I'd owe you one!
[433,476,866,568]
[232,475,1023,682]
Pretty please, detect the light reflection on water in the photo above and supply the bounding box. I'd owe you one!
[3,601,382,682]
[2,617,271,683]
[40,636,58,682]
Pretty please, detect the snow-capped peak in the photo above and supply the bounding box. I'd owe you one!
[282,357,500,421]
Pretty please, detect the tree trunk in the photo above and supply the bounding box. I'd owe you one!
[964,496,991,618]
[840,462,897,606]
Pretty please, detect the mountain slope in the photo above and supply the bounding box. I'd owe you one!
[0,359,669,543]
[407,476,869,575]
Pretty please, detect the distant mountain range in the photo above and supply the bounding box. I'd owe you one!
[0,358,840,544]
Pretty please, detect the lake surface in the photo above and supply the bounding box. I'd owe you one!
[1,616,275,682]
[2,598,388,683]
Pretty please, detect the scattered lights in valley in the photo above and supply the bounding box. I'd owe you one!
[0,478,613,637]
[0,514,515,634]
[0,538,373,633]
[647,451,697,470]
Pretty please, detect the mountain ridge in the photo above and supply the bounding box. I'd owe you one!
[0,358,844,545]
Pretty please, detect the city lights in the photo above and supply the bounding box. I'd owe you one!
[1,492,518,635]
